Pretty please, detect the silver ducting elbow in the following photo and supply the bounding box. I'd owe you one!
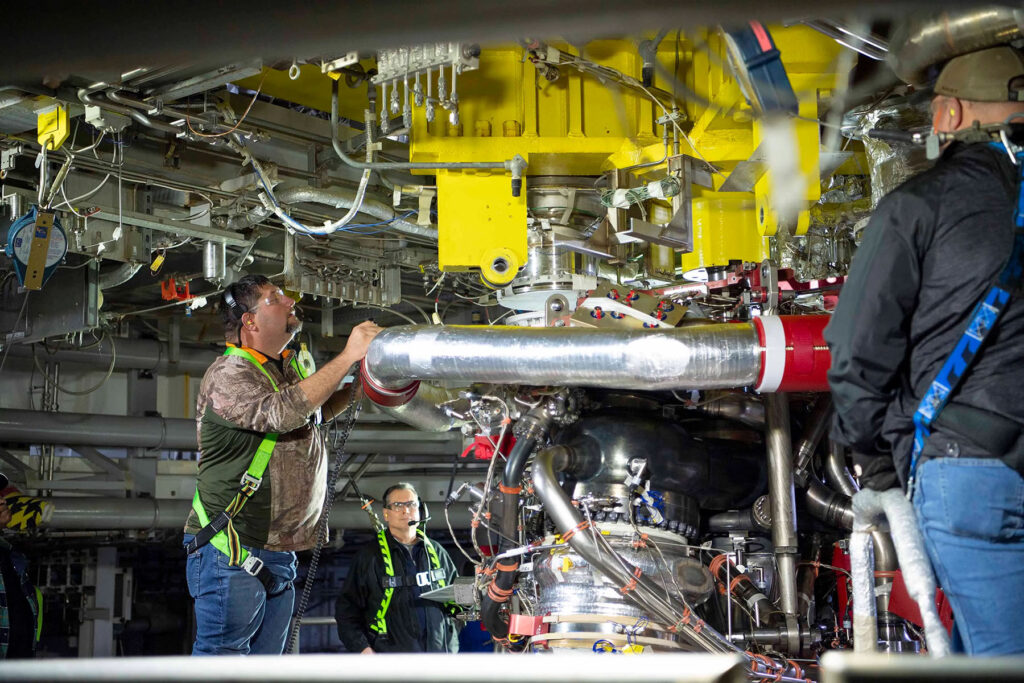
[363,316,831,393]
[98,262,142,290]
[369,382,467,433]
[888,7,1024,85]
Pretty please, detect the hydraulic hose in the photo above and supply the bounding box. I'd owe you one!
[479,406,551,642]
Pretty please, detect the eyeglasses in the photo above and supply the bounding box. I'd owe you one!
[249,289,291,312]
[385,501,418,511]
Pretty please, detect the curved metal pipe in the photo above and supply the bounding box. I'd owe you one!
[77,86,180,134]
[275,185,437,241]
[794,396,833,475]
[888,8,1024,85]
[532,445,743,655]
[824,440,858,497]
[699,392,764,428]
[805,478,855,529]
[98,262,143,290]
[374,383,465,432]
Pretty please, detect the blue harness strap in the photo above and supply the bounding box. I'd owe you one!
[907,145,1024,496]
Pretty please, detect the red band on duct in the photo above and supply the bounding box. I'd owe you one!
[753,315,831,393]
[359,359,420,407]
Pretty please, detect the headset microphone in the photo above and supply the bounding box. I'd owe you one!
[408,517,431,526]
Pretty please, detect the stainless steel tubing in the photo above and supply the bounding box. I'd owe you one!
[365,323,762,391]
[0,408,461,454]
[888,7,1024,85]
[374,383,466,433]
[824,440,858,497]
[794,395,832,475]
[42,497,472,530]
[532,445,744,656]
[5,339,217,375]
[804,478,855,530]
[77,85,180,134]
[765,394,800,618]
[276,185,438,241]
[820,440,898,597]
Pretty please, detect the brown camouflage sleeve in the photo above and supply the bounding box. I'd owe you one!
[202,357,315,433]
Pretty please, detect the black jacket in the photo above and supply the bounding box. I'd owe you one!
[335,530,459,653]
[826,141,1024,486]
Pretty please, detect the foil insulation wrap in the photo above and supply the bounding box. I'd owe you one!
[365,323,762,390]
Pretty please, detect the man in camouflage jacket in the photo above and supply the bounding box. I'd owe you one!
[183,274,381,655]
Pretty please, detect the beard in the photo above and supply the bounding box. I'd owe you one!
[286,317,303,335]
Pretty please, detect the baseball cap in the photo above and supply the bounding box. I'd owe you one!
[935,46,1024,102]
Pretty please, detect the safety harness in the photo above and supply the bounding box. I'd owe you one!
[907,143,1024,495]
[185,345,308,590]
[369,528,449,636]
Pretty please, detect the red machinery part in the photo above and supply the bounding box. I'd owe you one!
[508,613,549,637]
[359,359,420,407]
[753,315,831,393]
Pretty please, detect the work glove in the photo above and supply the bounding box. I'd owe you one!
[852,452,900,492]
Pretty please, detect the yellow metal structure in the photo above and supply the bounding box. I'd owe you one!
[407,28,842,278]
[37,103,69,151]
[236,29,844,281]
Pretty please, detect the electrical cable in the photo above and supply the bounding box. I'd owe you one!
[31,332,117,395]
[0,292,30,374]
[185,73,267,139]
[285,369,363,654]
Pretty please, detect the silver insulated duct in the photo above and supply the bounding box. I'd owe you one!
[362,316,830,395]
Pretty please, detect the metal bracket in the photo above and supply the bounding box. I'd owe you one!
[620,155,711,252]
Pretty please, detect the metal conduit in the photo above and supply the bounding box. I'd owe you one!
[0,409,461,453]
[6,339,218,375]
[365,323,763,391]
[42,497,472,530]
[765,395,800,614]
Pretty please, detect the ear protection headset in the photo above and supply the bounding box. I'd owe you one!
[223,285,251,322]
[224,286,256,342]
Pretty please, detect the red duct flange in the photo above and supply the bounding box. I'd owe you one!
[753,315,831,393]
[359,359,420,407]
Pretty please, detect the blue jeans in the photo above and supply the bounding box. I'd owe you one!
[913,458,1024,655]
[183,534,297,655]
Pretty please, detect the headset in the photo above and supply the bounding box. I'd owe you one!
[223,285,249,321]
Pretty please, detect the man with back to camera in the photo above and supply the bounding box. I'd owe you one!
[335,482,460,653]
[183,273,382,655]
[826,46,1024,654]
